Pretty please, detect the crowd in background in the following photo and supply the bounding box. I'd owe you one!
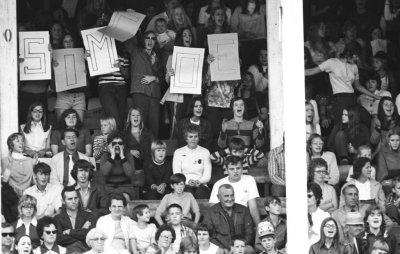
[5,0,400,253]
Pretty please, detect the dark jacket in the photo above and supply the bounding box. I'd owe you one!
[176,118,213,150]
[202,203,254,249]
[73,182,108,218]
[12,220,40,249]
[54,209,95,247]
[124,128,154,166]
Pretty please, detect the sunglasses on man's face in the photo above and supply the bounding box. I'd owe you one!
[112,141,123,146]
[44,230,57,235]
[2,232,15,237]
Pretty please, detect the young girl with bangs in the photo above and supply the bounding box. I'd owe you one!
[20,101,52,158]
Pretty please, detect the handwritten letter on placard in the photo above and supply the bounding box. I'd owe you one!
[19,31,51,81]
[81,27,119,76]
[170,46,204,95]
[207,33,241,81]
[53,48,87,92]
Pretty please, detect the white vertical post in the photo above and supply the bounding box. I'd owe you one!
[281,0,308,253]
[267,0,284,149]
[0,0,18,156]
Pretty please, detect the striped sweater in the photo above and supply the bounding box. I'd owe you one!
[210,147,264,174]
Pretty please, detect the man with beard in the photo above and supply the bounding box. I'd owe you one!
[23,163,63,219]
[54,186,95,253]
[50,129,90,186]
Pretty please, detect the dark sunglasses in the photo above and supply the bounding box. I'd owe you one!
[2,232,15,237]
[112,141,123,146]
[145,36,157,41]
[44,230,57,235]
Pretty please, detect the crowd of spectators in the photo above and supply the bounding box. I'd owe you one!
[5,0,400,253]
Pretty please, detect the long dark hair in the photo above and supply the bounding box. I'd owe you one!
[307,21,331,61]
[364,206,386,235]
[207,7,230,35]
[340,106,362,140]
[185,96,205,118]
[377,97,399,130]
[315,217,341,252]
[59,109,83,130]
[23,101,50,133]
[175,27,193,47]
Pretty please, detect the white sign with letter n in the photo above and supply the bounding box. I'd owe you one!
[53,48,87,92]
[81,27,119,76]
[19,31,51,81]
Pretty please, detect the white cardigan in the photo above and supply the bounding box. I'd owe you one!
[96,214,136,251]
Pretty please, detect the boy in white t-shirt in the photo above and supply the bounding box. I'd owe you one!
[130,204,157,254]
[209,156,260,225]
[154,18,175,49]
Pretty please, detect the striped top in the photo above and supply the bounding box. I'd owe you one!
[98,56,130,86]
[210,147,264,174]
[217,119,265,149]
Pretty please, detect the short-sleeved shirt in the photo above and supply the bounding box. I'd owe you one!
[23,183,63,218]
[209,175,260,206]
[20,123,52,151]
[318,58,358,94]
[51,129,92,154]
[130,223,157,253]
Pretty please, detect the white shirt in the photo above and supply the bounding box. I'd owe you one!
[16,218,37,235]
[319,58,358,94]
[130,223,157,253]
[173,145,212,184]
[310,207,330,242]
[200,242,219,254]
[23,183,63,218]
[21,123,51,151]
[355,180,372,200]
[247,65,268,93]
[347,166,376,182]
[209,175,260,206]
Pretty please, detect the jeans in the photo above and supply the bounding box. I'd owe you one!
[98,85,127,131]
[184,185,211,199]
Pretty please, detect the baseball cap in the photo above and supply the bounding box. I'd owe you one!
[258,221,275,238]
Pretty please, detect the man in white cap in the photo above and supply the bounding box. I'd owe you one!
[257,221,285,254]
[344,212,365,254]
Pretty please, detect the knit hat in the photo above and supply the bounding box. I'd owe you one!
[258,221,275,238]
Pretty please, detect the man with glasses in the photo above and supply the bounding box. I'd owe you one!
[54,185,95,253]
[255,196,286,252]
[34,216,66,254]
[2,223,15,254]
[100,132,136,199]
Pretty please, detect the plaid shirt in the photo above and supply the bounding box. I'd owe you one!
[268,144,285,186]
